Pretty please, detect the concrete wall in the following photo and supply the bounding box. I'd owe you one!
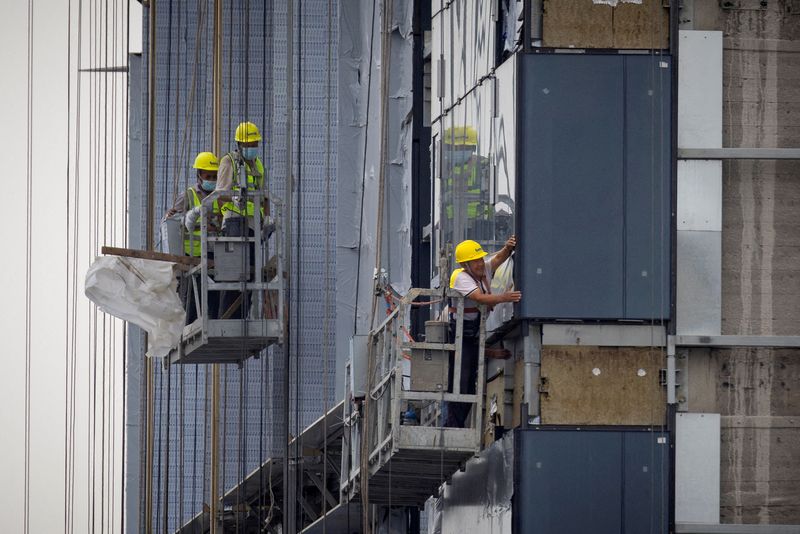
[689,0,800,524]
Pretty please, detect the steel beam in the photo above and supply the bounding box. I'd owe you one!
[674,335,800,348]
[676,524,800,534]
[678,147,800,160]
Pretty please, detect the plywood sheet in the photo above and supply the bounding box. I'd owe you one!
[543,0,669,50]
[543,0,613,49]
[540,346,666,425]
[613,0,669,49]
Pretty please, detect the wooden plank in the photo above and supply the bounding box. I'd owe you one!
[540,345,666,425]
[543,0,613,49]
[613,0,669,50]
[102,245,199,266]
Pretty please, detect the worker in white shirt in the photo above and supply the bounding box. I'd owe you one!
[444,236,521,428]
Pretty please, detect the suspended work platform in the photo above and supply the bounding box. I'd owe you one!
[341,288,486,506]
[167,190,285,365]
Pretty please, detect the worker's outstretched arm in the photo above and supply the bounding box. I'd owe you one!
[490,235,516,273]
[467,286,521,307]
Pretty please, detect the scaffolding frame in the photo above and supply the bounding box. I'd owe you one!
[341,288,486,505]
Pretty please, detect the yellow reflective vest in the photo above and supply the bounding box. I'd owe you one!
[185,187,220,256]
[220,153,266,218]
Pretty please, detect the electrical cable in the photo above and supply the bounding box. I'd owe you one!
[352,0,378,338]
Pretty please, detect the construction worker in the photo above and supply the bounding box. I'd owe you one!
[441,126,492,248]
[165,151,222,323]
[166,151,222,256]
[444,236,521,428]
[215,121,271,319]
[215,121,270,232]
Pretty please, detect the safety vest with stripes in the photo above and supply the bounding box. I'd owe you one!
[185,187,220,257]
[220,153,266,218]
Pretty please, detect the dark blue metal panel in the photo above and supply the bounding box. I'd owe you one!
[514,428,669,534]
[624,56,672,319]
[515,54,672,321]
[623,431,670,533]
[516,430,624,533]
[517,54,625,319]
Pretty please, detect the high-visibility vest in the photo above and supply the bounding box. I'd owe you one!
[448,267,487,316]
[220,153,265,217]
[185,187,220,257]
[445,157,490,220]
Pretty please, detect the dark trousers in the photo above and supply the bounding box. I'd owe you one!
[443,318,480,428]
[182,271,219,324]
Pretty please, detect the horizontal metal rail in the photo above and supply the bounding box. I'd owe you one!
[676,523,800,534]
[674,335,800,348]
[678,147,800,160]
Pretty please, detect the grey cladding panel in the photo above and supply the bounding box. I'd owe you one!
[516,54,672,320]
[516,430,624,532]
[624,56,672,319]
[517,55,625,319]
[515,429,669,534]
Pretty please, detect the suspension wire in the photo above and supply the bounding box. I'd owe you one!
[100,3,110,530]
[164,364,172,533]
[294,0,303,526]
[63,0,74,531]
[258,1,269,526]
[23,0,34,530]
[120,1,131,528]
[67,1,85,531]
[321,0,333,529]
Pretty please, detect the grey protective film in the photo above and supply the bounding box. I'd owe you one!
[517,54,625,319]
[516,54,672,320]
[624,55,672,319]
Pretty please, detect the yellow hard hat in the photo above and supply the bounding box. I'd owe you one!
[455,239,487,263]
[443,126,478,147]
[193,151,219,171]
[234,121,262,143]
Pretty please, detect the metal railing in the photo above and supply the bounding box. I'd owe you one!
[341,288,485,504]
[169,189,285,364]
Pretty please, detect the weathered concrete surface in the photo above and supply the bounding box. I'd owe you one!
[688,0,800,524]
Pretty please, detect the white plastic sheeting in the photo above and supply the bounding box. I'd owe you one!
[85,256,185,358]
[486,257,515,335]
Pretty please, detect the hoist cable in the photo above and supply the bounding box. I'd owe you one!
[321,0,333,530]
[23,0,34,531]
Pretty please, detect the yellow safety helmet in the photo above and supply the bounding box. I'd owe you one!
[455,239,487,264]
[443,126,478,147]
[234,121,262,143]
[193,151,220,171]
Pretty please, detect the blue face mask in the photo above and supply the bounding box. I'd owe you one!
[241,146,258,161]
[201,180,216,192]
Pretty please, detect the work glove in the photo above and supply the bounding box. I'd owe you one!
[184,206,202,231]
[261,215,276,239]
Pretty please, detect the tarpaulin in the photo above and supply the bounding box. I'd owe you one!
[85,256,185,358]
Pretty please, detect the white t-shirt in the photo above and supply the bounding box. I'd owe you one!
[451,257,493,321]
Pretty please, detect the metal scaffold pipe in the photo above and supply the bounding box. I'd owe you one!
[283,0,294,532]
[210,1,223,533]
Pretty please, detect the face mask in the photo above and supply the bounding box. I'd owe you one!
[201,180,216,192]
[241,146,258,161]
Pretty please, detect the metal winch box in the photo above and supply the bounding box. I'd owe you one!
[410,320,451,392]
